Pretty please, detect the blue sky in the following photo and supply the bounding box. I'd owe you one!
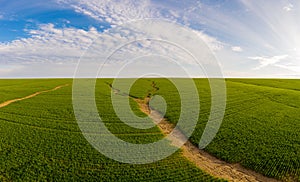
[0,0,299,78]
[0,0,109,42]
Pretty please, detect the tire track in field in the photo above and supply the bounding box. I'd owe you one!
[0,117,162,136]
[135,97,280,182]
[227,80,300,92]
[0,84,69,108]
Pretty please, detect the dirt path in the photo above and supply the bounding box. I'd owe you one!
[0,84,69,108]
[134,97,280,182]
[109,82,281,181]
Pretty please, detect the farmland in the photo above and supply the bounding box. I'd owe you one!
[0,78,299,181]
[129,78,300,181]
[0,79,222,181]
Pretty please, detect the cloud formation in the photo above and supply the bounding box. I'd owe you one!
[1,0,300,77]
[283,3,294,12]
[231,46,243,52]
[0,24,101,64]
[0,0,225,77]
[249,55,289,70]
[56,0,157,25]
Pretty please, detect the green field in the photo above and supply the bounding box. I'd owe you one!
[204,79,300,180]
[0,78,299,181]
[0,79,222,181]
[129,78,300,181]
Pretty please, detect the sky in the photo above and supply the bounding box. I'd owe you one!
[0,0,299,78]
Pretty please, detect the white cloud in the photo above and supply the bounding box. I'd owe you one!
[231,46,243,52]
[0,0,225,78]
[6,0,300,77]
[0,24,102,65]
[94,0,300,78]
[55,0,223,52]
[74,20,221,78]
[241,0,300,50]
[190,30,224,51]
[56,0,156,25]
[0,20,222,77]
[249,55,289,70]
[283,3,294,12]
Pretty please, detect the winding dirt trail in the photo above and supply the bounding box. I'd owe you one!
[134,97,280,182]
[108,82,281,181]
[0,84,69,108]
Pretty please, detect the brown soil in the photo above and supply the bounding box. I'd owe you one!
[134,97,280,182]
[0,84,69,108]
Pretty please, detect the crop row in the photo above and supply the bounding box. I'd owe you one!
[0,79,223,181]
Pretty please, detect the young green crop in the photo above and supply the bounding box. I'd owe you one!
[1,78,299,181]
[0,79,70,103]
[0,79,223,181]
[130,78,299,180]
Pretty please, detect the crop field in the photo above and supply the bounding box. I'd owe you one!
[204,79,300,180]
[129,78,300,181]
[0,79,221,181]
[0,79,70,103]
[0,78,299,181]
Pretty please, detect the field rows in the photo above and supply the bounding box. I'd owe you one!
[0,79,223,181]
[129,78,300,180]
[0,78,299,181]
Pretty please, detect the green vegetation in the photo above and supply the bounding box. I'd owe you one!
[0,79,222,181]
[0,78,299,181]
[0,79,69,103]
[213,79,300,180]
[129,78,300,181]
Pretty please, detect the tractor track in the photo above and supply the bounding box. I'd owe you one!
[0,84,69,108]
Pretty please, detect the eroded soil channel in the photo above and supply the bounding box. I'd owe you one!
[108,82,280,182]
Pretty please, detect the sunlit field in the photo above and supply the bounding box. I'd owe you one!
[0,79,299,181]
